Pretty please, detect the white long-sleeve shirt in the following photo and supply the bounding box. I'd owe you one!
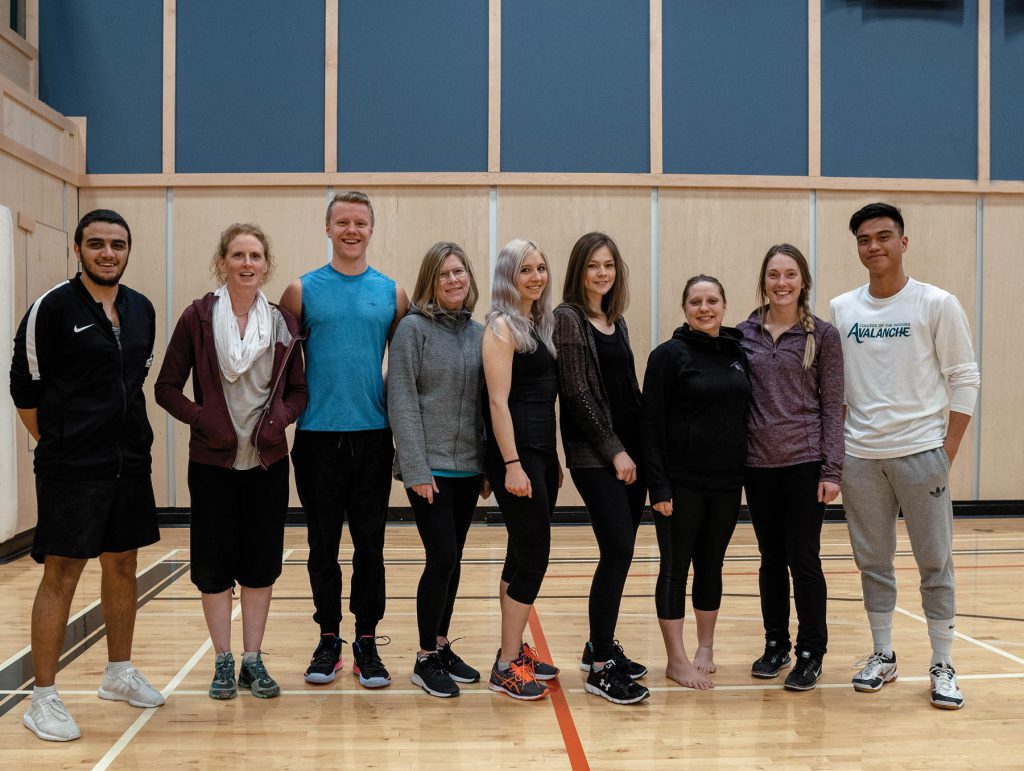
[829,277,980,460]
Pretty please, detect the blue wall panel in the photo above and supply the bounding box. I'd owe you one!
[338,0,487,172]
[822,0,977,179]
[38,0,162,174]
[663,1,808,176]
[176,0,324,173]
[501,0,649,173]
[991,0,1024,180]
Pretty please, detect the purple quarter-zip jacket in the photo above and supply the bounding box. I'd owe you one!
[737,308,844,484]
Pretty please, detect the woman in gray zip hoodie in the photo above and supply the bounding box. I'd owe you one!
[388,242,488,698]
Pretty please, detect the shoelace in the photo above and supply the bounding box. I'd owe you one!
[930,666,957,693]
[597,660,633,689]
[37,695,72,722]
[117,667,155,690]
[311,638,343,668]
[792,657,817,677]
[520,642,543,668]
[245,656,271,683]
[421,653,448,678]
[358,636,391,674]
[853,652,889,673]
[507,659,538,686]
[214,658,234,683]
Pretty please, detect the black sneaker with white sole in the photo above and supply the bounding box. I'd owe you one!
[783,651,822,691]
[437,641,480,683]
[751,641,792,678]
[304,634,344,684]
[580,640,648,680]
[412,652,459,698]
[584,659,650,705]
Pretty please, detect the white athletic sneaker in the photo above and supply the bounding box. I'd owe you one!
[852,651,898,692]
[98,666,166,707]
[929,663,965,710]
[23,693,81,741]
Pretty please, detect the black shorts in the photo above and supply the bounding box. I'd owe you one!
[187,458,289,594]
[32,475,159,564]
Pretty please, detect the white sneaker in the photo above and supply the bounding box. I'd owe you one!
[929,663,965,710]
[23,693,81,741]
[852,651,897,692]
[98,666,166,707]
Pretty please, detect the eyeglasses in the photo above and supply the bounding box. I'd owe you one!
[438,268,467,284]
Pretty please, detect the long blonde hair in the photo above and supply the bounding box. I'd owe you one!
[410,241,479,318]
[757,243,816,369]
[486,238,555,355]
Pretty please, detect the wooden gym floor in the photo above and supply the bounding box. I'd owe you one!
[0,518,1022,769]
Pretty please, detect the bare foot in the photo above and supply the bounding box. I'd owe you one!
[666,662,714,690]
[694,645,716,674]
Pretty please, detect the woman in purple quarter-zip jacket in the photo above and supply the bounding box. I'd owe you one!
[738,243,844,693]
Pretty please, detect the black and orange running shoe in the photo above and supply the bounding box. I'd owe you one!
[488,653,549,700]
[520,642,559,681]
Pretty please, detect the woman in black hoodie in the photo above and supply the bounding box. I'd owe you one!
[642,274,750,690]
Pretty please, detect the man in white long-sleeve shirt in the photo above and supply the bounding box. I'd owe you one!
[830,202,980,711]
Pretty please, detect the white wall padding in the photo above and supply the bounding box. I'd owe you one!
[0,206,17,542]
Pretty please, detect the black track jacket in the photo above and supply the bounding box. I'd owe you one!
[10,275,156,480]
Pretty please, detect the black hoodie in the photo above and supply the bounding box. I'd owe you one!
[642,324,750,502]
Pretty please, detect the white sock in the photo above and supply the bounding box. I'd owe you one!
[242,651,259,665]
[866,611,894,656]
[497,660,511,671]
[927,617,956,667]
[106,660,132,675]
[32,684,56,701]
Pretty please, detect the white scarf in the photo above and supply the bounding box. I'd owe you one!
[213,285,272,383]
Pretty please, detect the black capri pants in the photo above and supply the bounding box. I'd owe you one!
[188,457,289,594]
[654,484,741,620]
[487,448,559,605]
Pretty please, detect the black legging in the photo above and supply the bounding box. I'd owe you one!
[488,448,559,605]
[571,466,646,661]
[744,462,828,657]
[655,484,741,619]
[407,475,481,652]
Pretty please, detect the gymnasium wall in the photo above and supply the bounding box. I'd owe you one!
[2,1,1021,519]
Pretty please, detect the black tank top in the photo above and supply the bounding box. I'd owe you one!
[486,331,558,455]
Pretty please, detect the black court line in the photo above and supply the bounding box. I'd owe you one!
[954,612,1024,624]
[0,559,190,719]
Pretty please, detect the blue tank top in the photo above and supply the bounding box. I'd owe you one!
[298,263,396,431]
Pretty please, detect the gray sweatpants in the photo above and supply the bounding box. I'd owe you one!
[841,448,955,620]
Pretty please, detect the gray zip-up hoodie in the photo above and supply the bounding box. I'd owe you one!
[387,304,485,487]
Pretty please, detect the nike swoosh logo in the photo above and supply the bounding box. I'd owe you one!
[73,324,94,333]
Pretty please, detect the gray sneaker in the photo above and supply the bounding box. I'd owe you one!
[239,653,280,698]
[209,653,237,700]
[23,693,81,742]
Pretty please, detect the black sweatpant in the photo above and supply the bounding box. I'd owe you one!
[407,475,481,651]
[292,428,394,638]
[571,466,646,661]
[745,462,828,657]
[487,448,559,605]
[655,484,741,619]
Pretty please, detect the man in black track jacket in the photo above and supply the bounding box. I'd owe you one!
[10,209,165,742]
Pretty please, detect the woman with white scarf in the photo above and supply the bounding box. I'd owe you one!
[156,223,306,701]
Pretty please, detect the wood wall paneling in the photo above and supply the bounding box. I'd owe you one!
[979,196,1024,498]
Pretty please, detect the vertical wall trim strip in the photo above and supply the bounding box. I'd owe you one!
[973,195,983,500]
[162,0,176,174]
[489,187,498,287]
[977,0,990,182]
[488,0,501,172]
[165,188,175,507]
[809,190,818,309]
[325,186,334,263]
[650,188,659,344]
[325,0,339,172]
[649,0,662,174]
[807,0,821,177]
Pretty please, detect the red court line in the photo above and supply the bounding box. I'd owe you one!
[527,606,590,771]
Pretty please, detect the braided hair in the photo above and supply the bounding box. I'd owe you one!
[757,244,816,370]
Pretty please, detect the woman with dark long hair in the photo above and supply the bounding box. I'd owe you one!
[553,232,649,705]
